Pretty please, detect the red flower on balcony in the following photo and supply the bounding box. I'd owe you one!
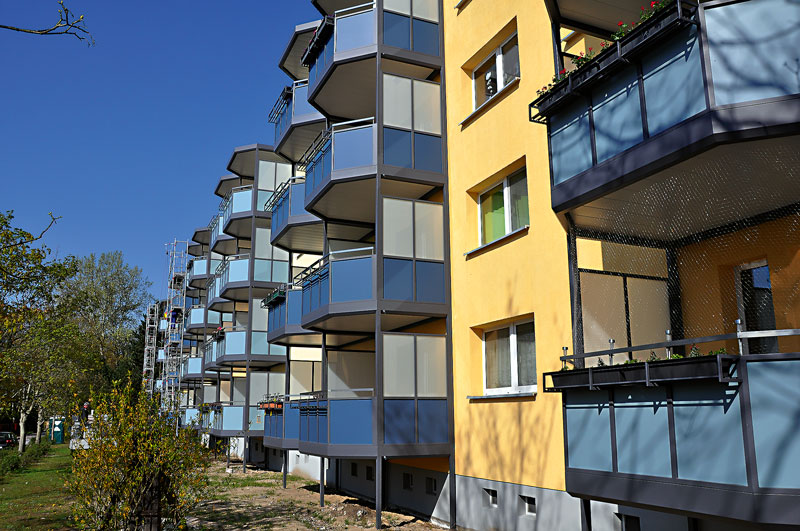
[618,21,624,26]
[559,68,566,75]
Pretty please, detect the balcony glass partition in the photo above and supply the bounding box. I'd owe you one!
[383,0,440,56]
[220,255,249,287]
[248,406,263,431]
[204,340,217,364]
[304,120,376,197]
[268,288,304,332]
[271,180,311,236]
[217,328,285,358]
[299,391,374,445]
[184,407,200,426]
[299,248,375,316]
[209,214,224,247]
[223,186,253,226]
[187,306,205,327]
[187,356,203,375]
[273,81,320,144]
[188,258,208,280]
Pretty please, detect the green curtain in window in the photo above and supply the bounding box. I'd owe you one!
[480,184,505,244]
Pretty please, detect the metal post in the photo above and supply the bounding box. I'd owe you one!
[608,339,615,365]
[736,319,746,355]
[282,451,288,489]
[319,458,325,507]
[562,346,568,369]
[666,330,672,359]
[375,456,383,529]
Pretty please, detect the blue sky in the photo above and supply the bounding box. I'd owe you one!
[0,0,319,299]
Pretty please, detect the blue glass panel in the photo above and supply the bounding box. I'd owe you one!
[272,260,289,283]
[302,283,311,314]
[418,399,448,443]
[335,9,375,52]
[290,183,305,216]
[222,406,244,431]
[415,261,445,303]
[251,332,269,355]
[229,259,249,282]
[254,259,272,282]
[318,400,328,443]
[330,399,373,444]
[319,270,330,306]
[310,277,320,311]
[188,357,202,374]
[285,403,300,439]
[331,257,372,302]
[322,141,332,180]
[288,291,303,325]
[592,67,643,163]
[748,360,800,488]
[642,27,705,136]
[268,307,276,332]
[293,84,317,118]
[383,12,410,50]
[565,390,613,471]
[384,258,413,301]
[613,387,671,477]
[384,399,415,444]
[412,18,439,56]
[207,310,220,325]
[673,382,747,485]
[705,0,800,106]
[413,133,442,173]
[232,189,252,214]
[384,127,412,168]
[333,126,374,170]
[270,344,287,357]
[225,331,247,356]
[299,407,309,441]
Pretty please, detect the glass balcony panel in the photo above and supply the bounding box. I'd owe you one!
[187,357,203,374]
[415,260,445,303]
[190,259,208,277]
[222,406,244,431]
[550,101,593,185]
[383,128,412,167]
[185,408,200,425]
[285,402,300,439]
[189,307,204,325]
[330,257,372,302]
[224,331,247,356]
[413,132,442,173]
[417,399,448,443]
[385,0,410,13]
[257,190,272,211]
[412,80,441,135]
[293,83,316,117]
[226,259,249,283]
[249,406,264,431]
[383,11,410,49]
[416,335,446,397]
[333,125,374,170]
[414,201,444,260]
[290,183,305,216]
[412,0,438,22]
[383,335,415,396]
[335,9,375,52]
[329,398,373,444]
[231,189,252,214]
[705,0,800,106]
[383,258,413,301]
[287,290,303,324]
[251,332,269,355]
[384,399,414,443]
[412,18,438,56]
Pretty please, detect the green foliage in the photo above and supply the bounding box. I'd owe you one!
[68,379,210,530]
[0,440,52,478]
[0,449,21,477]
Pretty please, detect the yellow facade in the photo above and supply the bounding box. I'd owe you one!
[443,1,573,490]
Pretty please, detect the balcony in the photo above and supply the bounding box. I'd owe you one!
[212,327,286,368]
[187,257,211,288]
[530,0,800,223]
[304,2,441,119]
[184,305,220,335]
[266,285,322,346]
[209,213,236,256]
[217,253,291,300]
[266,178,324,254]
[211,404,245,435]
[544,329,800,526]
[279,20,319,81]
[189,227,209,257]
[269,80,326,161]
[298,390,375,457]
[221,185,261,239]
[181,356,204,380]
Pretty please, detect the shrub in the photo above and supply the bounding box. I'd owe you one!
[20,440,52,468]
[67,379,210,530]
[0,450,21,477]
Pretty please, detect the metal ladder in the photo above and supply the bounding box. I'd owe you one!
[161,240,189,414]
[142,303,160,395]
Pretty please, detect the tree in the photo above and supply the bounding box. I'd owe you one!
[62,252,151,392]
[0,0,93,45]
[68,380,210,529]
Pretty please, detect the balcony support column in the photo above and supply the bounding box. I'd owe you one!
[319,457,325,507]
[580,498,592,531]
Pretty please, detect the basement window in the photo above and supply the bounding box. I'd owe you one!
[520,495,536,515]
[366,465,375,481]
[351,462,358,477]
[426,477,438,495]
[403,472,414,491]
[484,488,498,507]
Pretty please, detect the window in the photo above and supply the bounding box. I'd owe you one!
[484,488,498,507]
[473,34,519,109]
[366,465,375,481]
[351,462,358,477]
[426,477,438,495]
[520,495,536,515]
[483,319,536,395]
[479,169,529,245]
[383,334,447,398]
[402,472,414,491]
[383,74,443,172]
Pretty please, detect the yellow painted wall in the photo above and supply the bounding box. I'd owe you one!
[678,213,800,353]
[444,0,572,490]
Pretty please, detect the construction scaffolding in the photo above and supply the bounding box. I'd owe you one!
[161,240,189,413]
[142,302,160,395]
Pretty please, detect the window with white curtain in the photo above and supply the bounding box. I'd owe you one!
[483,318,536,394]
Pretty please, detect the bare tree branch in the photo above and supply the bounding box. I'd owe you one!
[0,1,94,45]
[0,212,60,253]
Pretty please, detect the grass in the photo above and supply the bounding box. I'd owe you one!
[0,444,73,530]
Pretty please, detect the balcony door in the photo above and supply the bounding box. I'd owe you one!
[735,260,778,354]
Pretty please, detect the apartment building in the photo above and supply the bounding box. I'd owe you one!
[165,0,800,529]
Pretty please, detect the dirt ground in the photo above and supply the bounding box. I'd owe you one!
[187,458,444,530]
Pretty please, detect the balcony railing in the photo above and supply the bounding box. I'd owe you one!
[203,339,218,365]
[181,356,203,377]
[209,213,224,247]
[266,178,311,236]
[267,284,302,333]
[222,185,253,227]
[302,118,376,198]
[187,258,208,281]
[269,80,321,145]
[219,253,249,287]
[299,389,374,445]
[296,247,375,316]
[215,327,281,358]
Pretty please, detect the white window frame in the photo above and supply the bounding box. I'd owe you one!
[472,32,519,110]
[477,170,528,246]
[481,318,537,396]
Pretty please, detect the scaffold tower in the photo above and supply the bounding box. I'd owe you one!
[142,302,160,395]
[161,240,189,412]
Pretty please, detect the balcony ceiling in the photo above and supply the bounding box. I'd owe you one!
[227,144,289,179]
[556,0,646,33]
[314,59,376,120]
[313,0,365,16]
[569,135,800,242]
[215,174,251,198]
[192,226,210,245]
[280,20,320,81]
